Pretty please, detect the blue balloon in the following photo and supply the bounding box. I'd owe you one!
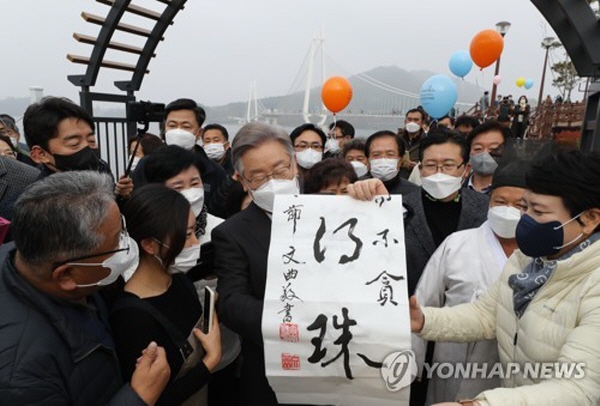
[420,74,458,119]
[448,50,473,78]
[524,78,534,89]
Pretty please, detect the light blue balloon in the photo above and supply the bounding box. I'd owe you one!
[448,50,473,78]
[524,78,534,89]
[420,74,458,119]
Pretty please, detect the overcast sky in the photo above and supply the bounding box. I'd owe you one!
[2,0,572,109]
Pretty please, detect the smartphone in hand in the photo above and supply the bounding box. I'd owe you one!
[203,287,216,334]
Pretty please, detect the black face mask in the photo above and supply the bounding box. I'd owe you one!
[52,146,100,171]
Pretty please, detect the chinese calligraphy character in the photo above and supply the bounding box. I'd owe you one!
[306,314,328,363]
[356,353,383,369]
[280,282,303,303]
[278,303,295,323]
[284,204,304,234]
[372,229,399,248]
[282,246,305,265]
[365,271,405,306]
[375,195,392,208]
[283,268,299,281]
[307,308,357,379]
[313,218,327,263]
[313,217,363,264]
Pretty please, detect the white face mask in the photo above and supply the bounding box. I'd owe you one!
[165,129,196,150]
[369,158,399,182]
[169,243,201,274]
[325,138,340,154]
[204,143,226,161]
[405,122,421,133]
[421,172,463,200]
[130,156,141,172]
[9,137,19,147]
[71,235,140,288]
[251,178,300,213]
[296,149,322,169]
[488,205,522,239]
[180,187,205,217]
[350,161,368,178]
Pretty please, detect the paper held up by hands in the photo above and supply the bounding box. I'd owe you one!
[262,194,415,406]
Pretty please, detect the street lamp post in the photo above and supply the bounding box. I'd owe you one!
[490,21,511,115]
[538,36,556,108]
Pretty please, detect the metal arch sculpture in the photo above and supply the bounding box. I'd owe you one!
[68,0,187,94]
[530,0,600,77]
[531,0,600,152]
[66,0,187,176]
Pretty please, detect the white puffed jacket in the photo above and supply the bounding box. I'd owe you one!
[420,238,600,406]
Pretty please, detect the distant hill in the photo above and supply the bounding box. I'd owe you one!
[205,65,484,128]
[1,65,486,131]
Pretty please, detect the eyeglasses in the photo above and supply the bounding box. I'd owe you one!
[328,130,347,140]
[242,163,293,190]
[294,142,323,152]
[55,215,130,267]
[420,161,465,174]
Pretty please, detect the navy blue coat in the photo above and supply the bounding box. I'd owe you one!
[0,251,145,406]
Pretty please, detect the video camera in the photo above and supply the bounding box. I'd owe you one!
[124,100,165,177]
[126,100,165,124]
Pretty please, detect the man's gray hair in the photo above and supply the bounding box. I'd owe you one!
[12,171,115,274]
[232,122,294,175]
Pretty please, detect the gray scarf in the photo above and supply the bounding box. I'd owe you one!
[509,232,600,318]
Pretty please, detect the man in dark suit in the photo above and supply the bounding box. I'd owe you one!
[24,97,133,199]
[404,134,489,406]
[212,123,301,405]
[399,108,427,179]
[403,134,489,296]
[365,130,419,195]
[0,156,40,222]
[212,122,387,405]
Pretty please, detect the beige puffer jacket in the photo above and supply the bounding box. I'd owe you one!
[420,239,600,405]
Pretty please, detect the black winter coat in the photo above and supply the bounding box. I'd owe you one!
[0,251,145,406]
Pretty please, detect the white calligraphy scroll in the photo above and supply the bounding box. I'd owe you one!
[262,194,415,406]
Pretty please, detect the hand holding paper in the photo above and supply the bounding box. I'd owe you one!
[347,178,389,201]
[409,295,425,333]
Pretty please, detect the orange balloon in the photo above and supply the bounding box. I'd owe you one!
[321,76,353,113]
[469,29,504,69]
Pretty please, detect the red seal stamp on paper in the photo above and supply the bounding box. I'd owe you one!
[279,323,300,342]
[281,353,301,370]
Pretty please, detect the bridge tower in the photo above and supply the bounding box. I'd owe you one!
[246,81,259,123]
[302,28,327,127]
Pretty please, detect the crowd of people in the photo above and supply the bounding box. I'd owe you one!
[0,96,599,406]
[477,92,532,141]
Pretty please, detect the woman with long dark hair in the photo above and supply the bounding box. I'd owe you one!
[111,184,221,405]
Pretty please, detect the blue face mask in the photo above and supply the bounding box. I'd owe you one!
[515,213,584,258]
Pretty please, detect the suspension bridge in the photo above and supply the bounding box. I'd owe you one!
[234,31,477,128]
